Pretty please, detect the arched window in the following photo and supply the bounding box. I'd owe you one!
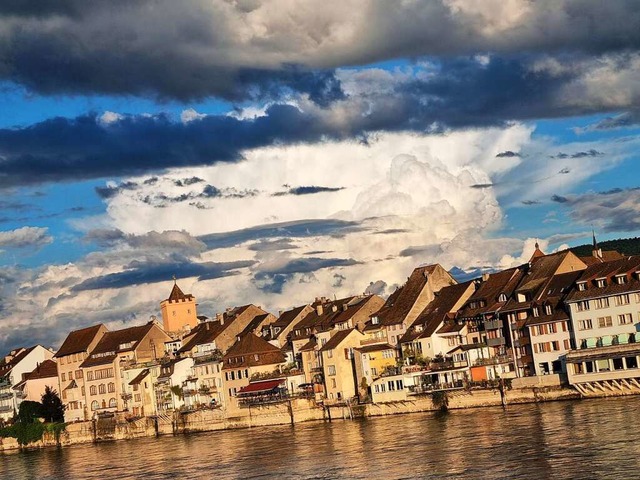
[99,384,106,394]
[108,383,115,393]
[90,385,97,395]
[108,398,117,408]
[91,400,99,411]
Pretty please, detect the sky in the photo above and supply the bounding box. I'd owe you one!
[2,0,640,353]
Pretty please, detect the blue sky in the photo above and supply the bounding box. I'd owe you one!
[1,1,640,352]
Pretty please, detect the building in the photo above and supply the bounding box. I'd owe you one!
[155,357,195,411]
[54,323,108,421]
[262,305,314,348]
[13,359,59,407]
[0,345,55,422]
[123,366,160,417]
[364,264,457,347]
[160,280,198,336]
[564,256,640,394]
[353,343,397,398]
[319,328,365,402]
[80,321,170,416]
[221,333,287,410]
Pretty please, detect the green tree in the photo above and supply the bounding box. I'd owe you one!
[41,386,66,423]
[18,400,43,423]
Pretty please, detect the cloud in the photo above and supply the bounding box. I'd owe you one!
[364,280,387,296]
[496,150,521,158]
[551,195,569,203]
[72,258,255,291]
[554,187,640,232]
[272,185,345,196]
[521,200,541,205]
[577,111,640,132]
[1,1,640,101]
[551,149,604,159]
[0,226,52,248]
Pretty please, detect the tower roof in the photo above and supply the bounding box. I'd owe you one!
[529,241,545,262]
[167,281,193,302]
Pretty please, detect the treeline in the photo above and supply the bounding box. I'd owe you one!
[570,237,640,257]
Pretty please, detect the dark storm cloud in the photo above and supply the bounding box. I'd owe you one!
[272,185,345,196]
[140,184,259,207]
[174,176,205,187]
[72,258,255,291]
[0,55,634,187]
[94,181,139,199]
[198,219,363,250]
[1,1,640,101]
[551,195,570,203]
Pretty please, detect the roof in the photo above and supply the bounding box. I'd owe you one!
[355,343,394,353]
[319,329,357,352]
[580,250,624,265]
[238,379,285,395]
[80,323,155,368]
[24,359,58,380]
[167,282,194,302]
[177,320,226,354]
[273,305,310,329]
[0,346,37,378]
[222,333,286,369]
[400,281,474,344]
[54,324,105,358]
[458,267,525,317]
[299,338,317,352]
[129,369,150,385]
[566,256,640,303]
[375,265,445,327]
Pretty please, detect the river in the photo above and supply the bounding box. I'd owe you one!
[2,396,640,479]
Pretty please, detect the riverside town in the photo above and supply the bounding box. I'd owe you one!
[1,234,640,451]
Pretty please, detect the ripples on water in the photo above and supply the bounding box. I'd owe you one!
[3,397,640,480]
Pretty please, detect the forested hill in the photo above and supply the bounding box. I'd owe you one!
[570,237,640,257]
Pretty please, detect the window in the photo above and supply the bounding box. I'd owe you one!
[90,385,97,396]
[331,379,336,388]
[224,372,228,381]
[615,294,630,306]
[618,313,633,325]
[327,365,336,376]
[597,316,613,328]
[98,384,106,394]
[594,298,610,309]
[564,339,571,350]
[61,373,66,382]
[578,319,593,330]
[545,305,553,316]
[68,371,73,380]
[577,282,587,291]
[596,278,607,288]
[75,370,83,379]
[615,275,627,285]
[371,367,377,376]
[498,294,507,302]
[576,300,590,312]
[134,394,141,402]
[551,341,560,351]
[91,400,99,411]
[327,350,333,358]
[230,371,235,381]
[108,383,115,393]
[388,381,395,391]
[532,307,539,317]
[109,398,117,408]
[244,369,248,378]
[396,380,404,390]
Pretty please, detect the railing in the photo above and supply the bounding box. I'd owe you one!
[474,355,512,366]
[429,361,455,371]
[487,337,506,347]
[408,381,464,394]
[0,404,13,412]
[484,319,502,330]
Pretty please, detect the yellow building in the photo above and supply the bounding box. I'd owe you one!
[160,280,198,335]
[319,328,365,402]
[354,343,397,396]
[221,333,287,412]
[54,324,108,421]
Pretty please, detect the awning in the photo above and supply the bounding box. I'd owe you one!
[238,379,285,395]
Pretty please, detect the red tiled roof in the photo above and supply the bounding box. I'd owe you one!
[178,320,226,354]
[222,333,286,369]
[80,323,156,368]
[24,359,58,380]
[54,324,105,358]
[319,329,358,352]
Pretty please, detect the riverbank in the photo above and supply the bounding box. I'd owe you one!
[0,385,599,453]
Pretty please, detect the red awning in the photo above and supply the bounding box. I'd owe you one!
[238,379,285,394]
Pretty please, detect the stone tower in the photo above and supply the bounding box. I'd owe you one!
[160,279,198,335]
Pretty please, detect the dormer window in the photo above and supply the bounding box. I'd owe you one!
[498,293,507,302]
[615,274,627,285]
[545,305,553,316]
[595,278,607,288]
[532,307,539,317]
[577,281,587,291]
[517,293,527,303]
[371,316,379,325]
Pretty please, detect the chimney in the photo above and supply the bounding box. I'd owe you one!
[342,304,348,311]
[482,272,490,282]
[206,322,210,331]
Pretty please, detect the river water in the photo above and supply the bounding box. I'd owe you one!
[3,396,640,479]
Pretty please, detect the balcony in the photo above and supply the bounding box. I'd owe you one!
[487,337,506,347]
[484,319,502,330]
[514,337,530,348]
[474,354,513,367]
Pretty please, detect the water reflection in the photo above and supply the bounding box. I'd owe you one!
[2,397,640,479]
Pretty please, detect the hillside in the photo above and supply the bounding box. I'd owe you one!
[570,237,640,257]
